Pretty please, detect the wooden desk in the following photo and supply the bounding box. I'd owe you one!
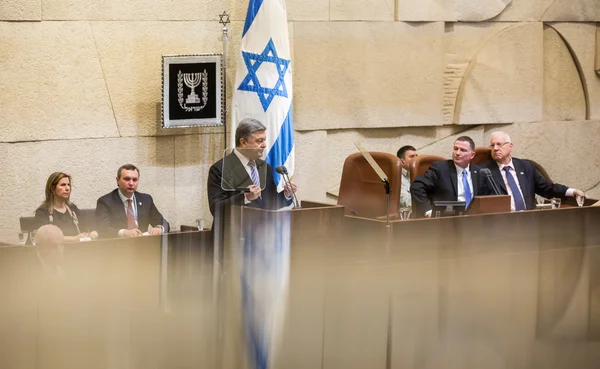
[3,206,600,369]
[0,231,215,369]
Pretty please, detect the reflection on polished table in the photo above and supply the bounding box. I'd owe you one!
[2,204,600,369]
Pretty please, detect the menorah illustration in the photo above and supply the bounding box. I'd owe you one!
[184,72,202,104]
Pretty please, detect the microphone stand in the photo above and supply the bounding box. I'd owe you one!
[383,178,391,228]
[485,174,501,195]
[283,172,301,209]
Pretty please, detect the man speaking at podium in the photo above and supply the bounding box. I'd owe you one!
[207,118,297,218]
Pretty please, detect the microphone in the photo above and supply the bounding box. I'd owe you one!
[480,168,501,195]
[275,165,300,208]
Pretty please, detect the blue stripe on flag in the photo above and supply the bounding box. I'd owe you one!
[266,106,294,187]
[242,0,265,37]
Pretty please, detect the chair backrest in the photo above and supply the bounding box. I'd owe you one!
[472,146,492,165]
[19,208,96,235]
[337,152,402,218]
[409,155,446,181]
[19,216,37,233]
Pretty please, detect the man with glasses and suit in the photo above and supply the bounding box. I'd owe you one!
[481,131,585,211]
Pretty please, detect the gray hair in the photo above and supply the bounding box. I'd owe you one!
[235,118,266,147]
[490,131,511,143]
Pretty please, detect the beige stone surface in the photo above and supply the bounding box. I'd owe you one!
[174,133,225,229]
[0,0,40,20]
[0,22,118,142]
[330,0,394,21]
[596,24,600,75]
[294,22,444,130]
[483,121,600,199]
[43,0,226,20]
[444,23,515,124]
[397,0,511,21]
[43,0,328,22]
[228,0,329,21]
[542,25,586,121]
[92,21,238,137]
[550,22,600,120]
[455,22,544,124]
[493,0,554,21]
[4,137,176,244]
[541,0,600,22]
[294,130,329,204]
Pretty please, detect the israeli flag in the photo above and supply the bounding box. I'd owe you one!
[240,213,291,369]
[231,0,295,191]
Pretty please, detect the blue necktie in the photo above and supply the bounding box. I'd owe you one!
[248,161,260,187]
[462,170,472,206]
[503,166,526,211]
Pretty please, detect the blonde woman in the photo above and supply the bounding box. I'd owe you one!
[35,172,98,242]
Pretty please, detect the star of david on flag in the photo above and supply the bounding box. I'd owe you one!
[238,39,290,112]
[231,0,295,191]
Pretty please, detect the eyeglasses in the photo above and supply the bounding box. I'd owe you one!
[489,142,510,149]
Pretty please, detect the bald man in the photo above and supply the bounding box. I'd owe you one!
[481,131,585,211]
[35,224,65,278]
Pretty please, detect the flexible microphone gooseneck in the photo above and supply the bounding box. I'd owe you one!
[480,168,501,195]
[275,165,300,208]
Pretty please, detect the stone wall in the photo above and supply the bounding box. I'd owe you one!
[1,1,599,243]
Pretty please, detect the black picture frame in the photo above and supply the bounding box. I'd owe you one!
[162,54,224,128]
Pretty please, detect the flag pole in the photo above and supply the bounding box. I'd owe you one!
[219,11,230,151]
[216,12,230,369]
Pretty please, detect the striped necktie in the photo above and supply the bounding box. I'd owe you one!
[248,161,260,187]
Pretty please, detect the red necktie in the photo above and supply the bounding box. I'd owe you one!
[127,199,136,229]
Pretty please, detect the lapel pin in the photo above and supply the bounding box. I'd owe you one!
[139,202,142,206]
[520,172,524,175]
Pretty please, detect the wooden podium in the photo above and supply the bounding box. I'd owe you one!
[466,194,511,215]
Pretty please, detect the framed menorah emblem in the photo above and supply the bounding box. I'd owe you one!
[162,54,224,128]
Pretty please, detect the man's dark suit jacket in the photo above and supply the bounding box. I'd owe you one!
[95,189,169,238]
[480,158,569,210]
[410,160,493,217]
[207,152,289,217]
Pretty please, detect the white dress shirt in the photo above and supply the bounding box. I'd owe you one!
[455,164,473,202]
[400,168,411,208]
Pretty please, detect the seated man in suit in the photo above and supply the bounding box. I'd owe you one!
[207,118,297,218]
[396,145,418,209]
[96,164,169,238]
[481,131,584,211]
[411,136,493,218]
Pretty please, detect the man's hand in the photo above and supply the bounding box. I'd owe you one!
[245,185,262,201]
[283,182,298,198]
[123,228,142,237]
[148,226,163,236]
[573,189,585,198]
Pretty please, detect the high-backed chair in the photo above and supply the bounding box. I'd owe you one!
[472,147,492,165]
[409,155,445,182]
[407,155,445,217]
[337,152,402,218]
